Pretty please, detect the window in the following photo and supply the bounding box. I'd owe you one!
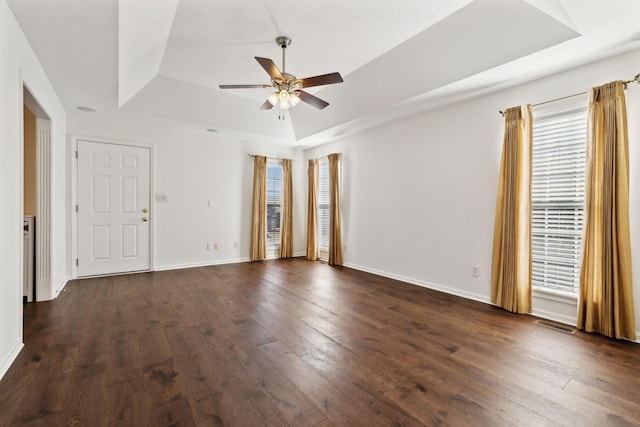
[318,159,330,251]
[531,107,587,293]
[266,160,282,248]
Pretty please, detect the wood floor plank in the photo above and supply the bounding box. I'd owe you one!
[1,258,639,426]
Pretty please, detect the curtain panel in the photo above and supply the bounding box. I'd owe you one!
[250,155,267,261]
[491,105,532,313]
[328,153,343,266]
[578,81,636,340]
[280,159,293,258]
[306,159,319,261]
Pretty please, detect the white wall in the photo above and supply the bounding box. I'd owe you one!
[0,0,67,379]
[67,113,307,270]
[4,0,638,386]
[305,48,640,337]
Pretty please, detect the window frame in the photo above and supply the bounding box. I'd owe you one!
[317,157,330,259]
[266,159,283,249]
[531,104,587,296]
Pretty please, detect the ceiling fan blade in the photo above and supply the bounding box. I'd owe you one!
[260,100,274,110]
[255,57,283,80]
[297,90,329,110]
[297,72,343,88]
[219,84,268,89]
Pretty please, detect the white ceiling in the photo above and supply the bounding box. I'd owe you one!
[7,0,640,147]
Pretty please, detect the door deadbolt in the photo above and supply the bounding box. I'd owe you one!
[142,208,149,213]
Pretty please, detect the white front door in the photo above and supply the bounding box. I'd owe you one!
[77,140,151,277]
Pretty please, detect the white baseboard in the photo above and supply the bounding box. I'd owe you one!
[342,262,492,305]
[154,257,252,271]
[530,307,577,326]
[342,262,640,345]
[55,278,68,298]
[155,252,307,272]
[0,341,24,382]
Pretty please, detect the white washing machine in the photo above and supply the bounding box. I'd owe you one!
[23,215,35,302]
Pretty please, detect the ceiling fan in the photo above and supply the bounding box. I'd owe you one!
[219,36,343,111]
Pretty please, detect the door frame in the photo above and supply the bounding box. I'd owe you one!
[22,84,52,303]
[70,135,155,279]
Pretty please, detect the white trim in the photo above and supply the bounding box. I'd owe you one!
[530,306,577,326]
[35,118,51,302]
[69,136,78,279]
[266,247,280,259]
[341,264,640,344]
[149,145,156,271]
[154,257,252,271]
[67,136,78,280]
[54,278,67,298]
[22,83,54,302]
[532,286,578,303]
[531,286,578,325]
[342,262,492,305]
[18,76,25,344]
[0,342,24,381]
[630,335,640,345]
[156,252,306,271]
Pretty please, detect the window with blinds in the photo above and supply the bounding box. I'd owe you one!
[266,160,282,248]
[531,107,587,293]
[318,160,330,250]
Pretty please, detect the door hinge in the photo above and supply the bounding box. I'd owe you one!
[75,150,78,159]
[76,258,79,266]
[75,204,78,213]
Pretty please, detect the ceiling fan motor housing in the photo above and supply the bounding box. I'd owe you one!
[276,36,291,49]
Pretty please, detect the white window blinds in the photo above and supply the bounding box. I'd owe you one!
[266,160,282,247]
[531,108,587,293]
[318,160,329,250]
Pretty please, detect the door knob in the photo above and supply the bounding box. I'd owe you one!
[142,208,149,213]
[142,217,149,222]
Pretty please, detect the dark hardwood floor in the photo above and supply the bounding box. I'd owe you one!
[1,258,639,426]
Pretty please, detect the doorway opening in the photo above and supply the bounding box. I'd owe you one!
[22,85,51,305]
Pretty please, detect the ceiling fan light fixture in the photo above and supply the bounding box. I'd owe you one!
[278,90,290,101]
[279,99,291,110]
[219,36,343,114]
[289,93,301,107]
[267,92,279,105]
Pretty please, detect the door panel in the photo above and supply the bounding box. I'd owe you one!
[78,140,150,277]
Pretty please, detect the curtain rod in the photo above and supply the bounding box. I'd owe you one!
[499,73,640,116]
[247,154,294,161]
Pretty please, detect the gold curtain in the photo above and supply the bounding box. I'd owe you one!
[280,159,293,258]
[306,159,319,261]
[491,105,532,313]
[328,153,343,266]
[578,81,636,340]
[250,156,267,261]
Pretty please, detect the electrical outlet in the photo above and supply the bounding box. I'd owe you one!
[471,265,480,278]
[214,243,219,250]
[234,241,240,249]
[206,242,213,251]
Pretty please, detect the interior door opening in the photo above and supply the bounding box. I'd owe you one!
[22,85,52,306]
[23,104,36,303]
